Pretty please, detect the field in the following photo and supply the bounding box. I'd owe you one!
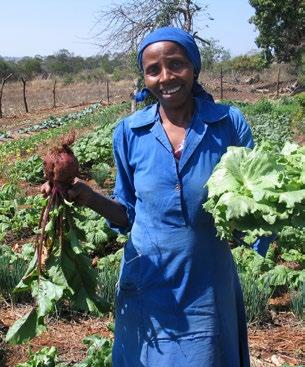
[0,91,304,366]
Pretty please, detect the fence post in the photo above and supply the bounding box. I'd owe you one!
[0,73,13,118]
[52,79,57,108]
[220,68,223,100]
[21,77,29,113]
[276,66,281,98]
[106,79,110,103]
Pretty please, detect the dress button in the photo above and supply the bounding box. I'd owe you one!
[175,183,181,191]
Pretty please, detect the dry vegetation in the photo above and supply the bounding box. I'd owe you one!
[0,63,298,121]
[1,79,133,118]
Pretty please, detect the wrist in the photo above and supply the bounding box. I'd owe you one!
[84,186,97,207]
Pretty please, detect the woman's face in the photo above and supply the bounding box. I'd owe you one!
[142,41,194,110]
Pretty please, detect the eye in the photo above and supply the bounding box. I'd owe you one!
[170,60,183,71]
[144,64,160,76]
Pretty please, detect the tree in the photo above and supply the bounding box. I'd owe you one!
[0,57,15,79]
[16,57,42,113]
[94,0,212,52]
[200,39,230,70]
[43,49,73,76]
[249,0,305,63]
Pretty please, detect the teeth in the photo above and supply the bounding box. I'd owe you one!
[162,86,181,94]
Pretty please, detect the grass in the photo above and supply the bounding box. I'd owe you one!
[239,272,273,325]
[0,257,29,303]
[290,283,305,320]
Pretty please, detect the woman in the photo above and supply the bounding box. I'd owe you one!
[50,27,254,366]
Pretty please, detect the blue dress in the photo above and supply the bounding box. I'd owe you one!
[109,97,253,367]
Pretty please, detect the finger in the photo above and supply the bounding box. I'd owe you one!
[40,182,51,197]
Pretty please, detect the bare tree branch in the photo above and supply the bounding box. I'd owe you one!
[93,0,212,52]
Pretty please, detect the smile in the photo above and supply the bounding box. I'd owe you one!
[161,85,182,95]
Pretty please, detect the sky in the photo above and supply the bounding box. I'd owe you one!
[0,0,259,58]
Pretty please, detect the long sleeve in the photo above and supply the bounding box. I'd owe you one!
[107,120,136,234]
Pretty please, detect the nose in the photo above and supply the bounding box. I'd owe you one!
[159,66,173,83]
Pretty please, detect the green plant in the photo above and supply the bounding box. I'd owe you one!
[73,103,130,168]
[5,201,109,345]
[16,346,68,367]
[12,155,44,184]
[97,249,123,306]
[91,163,111,187]
[0,256,28,302]
[75,335,113,367]
[63,75,74,85]
[0,188,46,244]
[291,93,305,134]
[239,272,273,324]
[247,112,292,147]
[290,283,305,320]
[75,208,117,256]
[203,142,305,244]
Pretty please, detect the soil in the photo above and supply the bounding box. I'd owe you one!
[0,304,113,366]
[0,302,304,366]
[0,102,94,131]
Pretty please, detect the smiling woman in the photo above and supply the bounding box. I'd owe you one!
[107,27,255,367]
[142,41,195,112]
[51,26,255,367]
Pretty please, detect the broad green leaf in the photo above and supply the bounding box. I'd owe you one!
[61,242,109,314]
[5,308,46,344]
[32,277,65,317]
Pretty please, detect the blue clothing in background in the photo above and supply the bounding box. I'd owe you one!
[109,97,253,367]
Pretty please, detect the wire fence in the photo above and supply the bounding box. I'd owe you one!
[0,64,300,119]
[200,65,299,102]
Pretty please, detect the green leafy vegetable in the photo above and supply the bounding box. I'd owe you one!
[204,142,305,244]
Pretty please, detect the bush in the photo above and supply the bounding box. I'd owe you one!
[63,75,74,85]
[112,67,124,81]
[291,93,305,133]
[217,53,268,73]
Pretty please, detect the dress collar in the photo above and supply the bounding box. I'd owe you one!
[127,97,230,129]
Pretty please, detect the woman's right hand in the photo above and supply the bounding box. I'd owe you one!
[40,181,52,197]
[40,179,128,227]
[67,178,94,207]
[40,178,94,207]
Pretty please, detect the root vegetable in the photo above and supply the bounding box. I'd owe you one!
[6,133,108,345]
[43,132,79,192]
